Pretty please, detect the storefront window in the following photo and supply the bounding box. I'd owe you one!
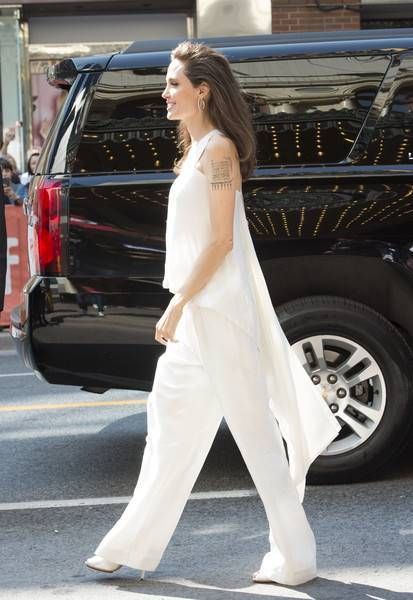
[0,7,24,171]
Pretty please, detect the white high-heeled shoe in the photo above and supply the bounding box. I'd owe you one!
[85,555,121,573]
[85,555,146,580]
[252,570,274,583]
[252,568,317,585]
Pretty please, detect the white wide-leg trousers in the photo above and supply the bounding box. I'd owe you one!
[95,303,317,585]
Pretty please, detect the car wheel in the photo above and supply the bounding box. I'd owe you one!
[276,295,413,484]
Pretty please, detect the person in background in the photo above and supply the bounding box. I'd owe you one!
[0,126,19,180]
[19,149,40,196]
[0,158,24,206]
[0,172,6,314]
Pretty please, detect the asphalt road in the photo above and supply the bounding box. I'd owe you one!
[0,329,412,599]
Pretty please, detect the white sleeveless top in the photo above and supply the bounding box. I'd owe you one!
[163,128,342,504]
[162,128,258,341]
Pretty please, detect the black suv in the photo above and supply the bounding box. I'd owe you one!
[11,29,413,484]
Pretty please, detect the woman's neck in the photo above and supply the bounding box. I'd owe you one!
[184,120,216,144]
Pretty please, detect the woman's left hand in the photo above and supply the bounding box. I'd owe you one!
[155,295,186,346]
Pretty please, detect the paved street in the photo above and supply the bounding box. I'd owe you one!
[0,329,412,599]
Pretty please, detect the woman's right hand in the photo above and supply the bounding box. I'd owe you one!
[155,300,184,345]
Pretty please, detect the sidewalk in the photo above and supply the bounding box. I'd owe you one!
[0,328,14,352]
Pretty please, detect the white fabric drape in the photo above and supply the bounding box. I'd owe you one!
[236,195,342,502]
[163,128,342,503]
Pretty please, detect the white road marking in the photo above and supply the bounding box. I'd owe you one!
[0,372,34,377]
[0,489,258,511]
[0,350,17,356]
[0,424,143,441]
[399,528,413,535]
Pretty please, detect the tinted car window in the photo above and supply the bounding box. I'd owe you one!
[236,55,389,166]
[72,69,174,174]
[360,82,413,165]
[71,55,389,174]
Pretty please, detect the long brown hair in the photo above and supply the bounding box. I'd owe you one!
[169,40,256,181]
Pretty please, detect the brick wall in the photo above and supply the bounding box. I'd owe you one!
[272,0,360,32]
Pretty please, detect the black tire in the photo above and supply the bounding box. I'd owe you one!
[276,295,413,484]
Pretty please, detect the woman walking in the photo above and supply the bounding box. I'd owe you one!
[85,40,341,586]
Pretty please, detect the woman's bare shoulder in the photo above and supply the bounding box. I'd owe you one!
[209,132,238,157]
[203,133,240,170]
[201,132,241,186]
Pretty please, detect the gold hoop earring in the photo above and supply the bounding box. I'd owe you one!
[198,96,206,111]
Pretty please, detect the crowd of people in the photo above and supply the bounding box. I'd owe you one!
[0,125,40,207]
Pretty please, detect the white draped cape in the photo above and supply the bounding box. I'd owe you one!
[163,129,342,503]
[235,194,342,503]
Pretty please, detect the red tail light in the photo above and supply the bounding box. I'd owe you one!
[29,177,63,275]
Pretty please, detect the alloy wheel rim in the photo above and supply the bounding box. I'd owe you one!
[292,334,386,455]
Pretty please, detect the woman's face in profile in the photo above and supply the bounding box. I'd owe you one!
[162,58,202,121]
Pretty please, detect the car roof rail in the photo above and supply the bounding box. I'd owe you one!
[122,28,413,55]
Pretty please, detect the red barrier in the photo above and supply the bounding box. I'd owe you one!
[0,206,29,327]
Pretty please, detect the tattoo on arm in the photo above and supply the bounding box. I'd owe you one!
[209,156,233,191]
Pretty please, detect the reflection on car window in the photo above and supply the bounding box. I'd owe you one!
[235,55,389,166]
[71,55,390,174]
[360,81,413,165]
[72,69,177,174]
